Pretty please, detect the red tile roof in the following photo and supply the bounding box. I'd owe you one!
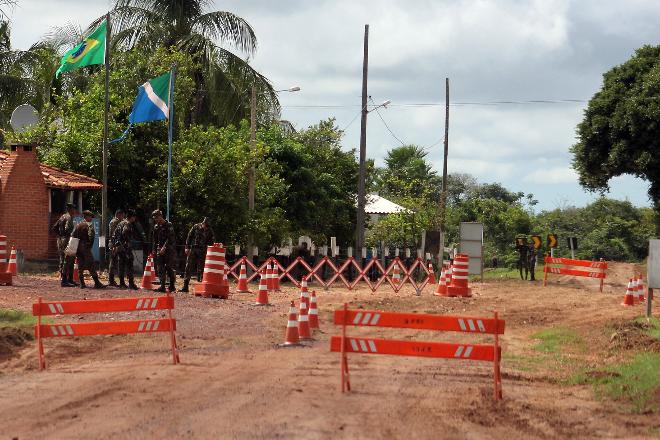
[0,150,102,190]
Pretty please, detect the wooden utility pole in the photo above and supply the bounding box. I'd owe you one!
[356,24,369,251]
[247,85,257,261]
[439,78,449,265]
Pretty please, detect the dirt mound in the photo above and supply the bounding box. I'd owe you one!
[0,327,33,361]
[608,320,660,353]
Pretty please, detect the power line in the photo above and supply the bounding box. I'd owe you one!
[370,97,406,146]
[280,98,590,109]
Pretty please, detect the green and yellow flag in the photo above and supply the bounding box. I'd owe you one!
[56,20,107,77]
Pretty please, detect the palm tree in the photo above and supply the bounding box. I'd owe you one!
[0,0,16,21]
[105,0,279,126]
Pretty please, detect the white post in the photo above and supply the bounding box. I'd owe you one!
[361,247,367,259]
[347,247,353,258]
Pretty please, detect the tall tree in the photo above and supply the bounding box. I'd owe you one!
[106,0,278,126]
[571,45,660,210]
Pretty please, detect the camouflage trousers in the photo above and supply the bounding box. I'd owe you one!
[184,248,206,282]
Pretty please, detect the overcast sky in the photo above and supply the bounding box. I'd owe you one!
[8,0,659,211]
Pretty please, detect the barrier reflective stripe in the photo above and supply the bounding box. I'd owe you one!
[331,337,497,361]
[545,257,607,269]
[33,296,174,316]
[206,251,225,257]
[335,309,504,334]
[39,318,173,338]
[203,267,225,274]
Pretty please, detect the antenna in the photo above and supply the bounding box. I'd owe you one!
[10,104,39,133]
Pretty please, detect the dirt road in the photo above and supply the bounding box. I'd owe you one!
[0,263,657,439]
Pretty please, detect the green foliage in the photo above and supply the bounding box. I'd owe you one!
[0,308,39,327]
[531,327,585,353]
[572,44,660,209]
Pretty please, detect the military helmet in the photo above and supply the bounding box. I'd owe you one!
[151,209,163,219]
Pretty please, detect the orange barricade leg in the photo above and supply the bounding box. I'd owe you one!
[493,311,502,401]
[37,297,45,370]
[167,292,180,365]
[340,302,350,392]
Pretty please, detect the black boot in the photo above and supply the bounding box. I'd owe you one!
[178,279,189,293]
[119,277,128,289]
[108,275,118,287]
[92,275,106,289]
[128,276,139,290]
[154,281,166,292]
[79,274,87,289]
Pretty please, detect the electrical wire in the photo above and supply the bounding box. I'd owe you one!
[281,98,589,109]
[370,97,406,146]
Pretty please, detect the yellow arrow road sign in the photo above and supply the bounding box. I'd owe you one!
[531,235,542,249]
[547,234,558,248]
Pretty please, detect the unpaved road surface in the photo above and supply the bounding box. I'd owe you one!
[0,263,657,439]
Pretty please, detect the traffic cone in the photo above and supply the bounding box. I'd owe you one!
[638,274,646,302]
[236,258,251,293]
[631,277,640,305]
[194,243,230,299]
[309,290,320,329]
[72,257,79,283]
[434,268,446,296]
[298,283,312,340]
[6,246,17,276]
[140,255,155,290]
[427,261,436,285]
[265,261,274,293]
[273,261,281,291]
[445,265,453,286]
[0,234,7,273]
[447,254,472,297]
[392,260,401,285]
[621,278,635,306]
[255,270,269,305]
[279,301,301,347]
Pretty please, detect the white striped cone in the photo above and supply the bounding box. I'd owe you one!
[282,301,300,345]
[392,262,401,285]
[621,278,635,306]
[266,262,274,292]
[273,262,281,291]
[255,270,269,305]
[6,246,17,275]
[309,290,320,329]
[298,298,312,340]
[0,235,7,272]
[632,277,641,304]
[236,260,251,293]
[427,262,436,285]
[638,275,646,302]
[434,268,446,296]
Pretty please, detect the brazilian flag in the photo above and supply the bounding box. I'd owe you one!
[56,20,107,77]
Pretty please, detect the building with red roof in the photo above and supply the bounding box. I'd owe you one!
[0,143,102,260]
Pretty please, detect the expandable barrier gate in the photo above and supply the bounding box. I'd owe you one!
[329,304,505,400]
[32,295,179,370]
[543,257,607,292]
[229,256,433,293]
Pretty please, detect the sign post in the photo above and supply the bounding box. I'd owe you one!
[647,239,660,318]
[567,237,578,260]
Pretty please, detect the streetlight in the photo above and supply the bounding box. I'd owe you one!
[247,84,301,261]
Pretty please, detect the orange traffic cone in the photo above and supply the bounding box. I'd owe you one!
[309,290,320,329]
[447,254,472,297]
[236,258,251,293]
[427,261,436,285]
[6,246,17,276]
[298,279,312,340]
[140,255,155,290]
[72,257,79,283]
[434,268,446,296]
[392,260,401,285]
[637,275,646,302]
[273,261,281,291]
[279,301,301,346]
[265,261,274,293]
[255,270,269,305]
[621,278,635,306]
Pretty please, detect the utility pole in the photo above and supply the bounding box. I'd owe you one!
[247,85,256,261]
[439,78,449,265]
[356,24,369,251]
[100,12,111,269]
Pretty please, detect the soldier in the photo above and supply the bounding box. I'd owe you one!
[527,242,537,281]
[107,209,125,287]
[180,217,215,292]
[112,209,139,290]
[71,210,106,289]
[51,203,76,287]
[151,210,176,292]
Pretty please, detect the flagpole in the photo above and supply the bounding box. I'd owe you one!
[166,63,176,221]
[101,12,111,268]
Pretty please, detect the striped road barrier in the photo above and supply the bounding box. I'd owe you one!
[543,257,607,292]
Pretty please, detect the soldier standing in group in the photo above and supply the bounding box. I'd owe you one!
[152,210,177,292]
[180,217,215,292]
[113,209,139,290]
[527,241,537,281]
[71,210,106,289]
[107,209,124,287]
[51,203,76,287]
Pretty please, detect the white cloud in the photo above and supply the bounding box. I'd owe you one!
[524,167,578,184]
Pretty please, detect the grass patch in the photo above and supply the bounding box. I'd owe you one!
[531,327,585,353]
[635,317,660,341]
[480,265,545,281]
[571,353,660,414]
[502,352,543,372]
[0,309,38,328]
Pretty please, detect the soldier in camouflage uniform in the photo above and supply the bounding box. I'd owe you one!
[107,209,124,287]
[51,203,76,287]
[71,210,106,289]
[151,210,177,292]
[112,209,139,290]
[180,217,215,292]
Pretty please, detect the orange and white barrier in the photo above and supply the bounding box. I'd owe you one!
[140,255,155,290]
[330,304,505,400]
[194,243,229,299]
[309,291,320,329]
[236,258,251,293]
[447,254,471,297]
[6,246,17,276]
[32,295,179,370]
[543,257,607,292]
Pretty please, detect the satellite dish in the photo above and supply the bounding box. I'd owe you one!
[10,104,39,133]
